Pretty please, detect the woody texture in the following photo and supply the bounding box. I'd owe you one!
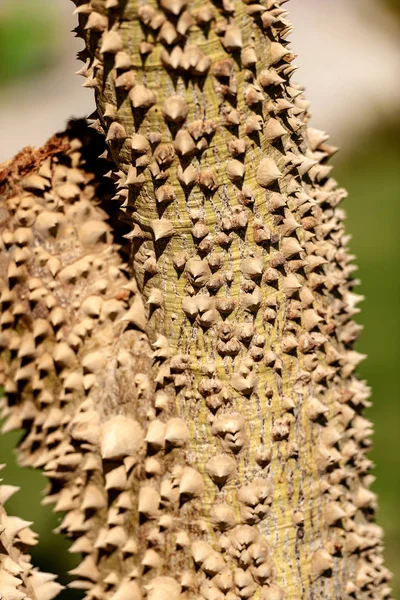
[0,0,393,599]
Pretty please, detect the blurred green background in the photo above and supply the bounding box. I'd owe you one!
[0,0,399,598]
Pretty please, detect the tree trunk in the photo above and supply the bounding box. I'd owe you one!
[0,0,392,598]
[71,0,392,597]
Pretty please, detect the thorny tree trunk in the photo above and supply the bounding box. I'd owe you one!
[0,1,393,599]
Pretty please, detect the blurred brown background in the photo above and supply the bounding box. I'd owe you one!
[0,0,399,597]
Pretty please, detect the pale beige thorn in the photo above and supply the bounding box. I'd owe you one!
[104,526,128,549]
[259,68,285,88]
[246,3,268,15]
[145,420,166,451]
[179,467,204,499]
[100,415,144,460]
[245,84,264,105]
[191,540,215,565]
[155,390,169,411]
[131,133,150,153]
[139,40,154,56]
[325,502,346,526]
[177,12,195,37]
[42,407,63,429]
[105,465,128,491]
[138,486,160,519]
[226,159,246,182]
[311,548,333,578]
[110,580,142,600]
[152,334,171,360]
[52,342,75,369]
[261,11,280,27]
[22,174,49,191]
[84,11,108,31]
[115,50,132,69]
[30,574,64,600]
[281,273,301,296]
[73,3,91,14]
[302,308,323,331]
[81,295,103,318]
[256,157,282,187]
[144,457,162,478]
[103,102,116,120]
[281,237,302,259]
[298,156,318,177]
[83,373,96,391]
[162,95,189,123]
[173,130,196,156]
[120,539,138,557]
[145,577,182,600]
[81,484,106,511]
[0,585,26,600]
[14,246,31,266]
[210,504,237,531]
[160,0,187,15]
[14,227,33,245]
[193,4,215,24]
[225,107,241,126]
[175,529,190,547]
[3,515,33,539]
[223,24,242,51]
[147,288,163,307]
[68,555,100,582]
[157,21,179,46]
[228,137,246,157]
[241,257,264,280]
[126,166,146,188]
[264,118,286,141]
[103,572,119,587]
[177,164,197,186]
[142,548,162,570]
[354,486,376,509]
[129,84,156,109]
[151,218,175,242]
[261,584,285,600]
[0,484,20,504]
[114,70,135,90]
[122,293,147,331]
[106,121,127,142]
[205,454,236,486]
[68,580,92,590]
[36,211,66,238]
[45,256,61,278]
[162,46,182,70]
[2,556,24,575]
[241,47,257,67]
[17,334,35,360]
[164,418,189,447]
[13,363,34,383]
[306,397,329,421]
[307,127,330,151]
[100,30,123,54]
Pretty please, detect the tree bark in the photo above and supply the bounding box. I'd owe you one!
[70,0,392,598]
[0,0,393,598]
[0,122,153,599]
